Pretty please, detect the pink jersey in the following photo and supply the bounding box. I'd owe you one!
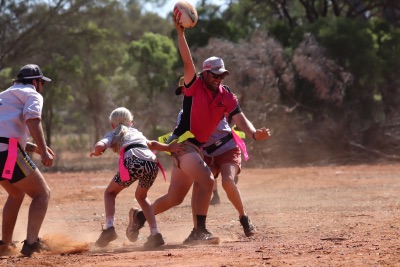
[182,76,239,144]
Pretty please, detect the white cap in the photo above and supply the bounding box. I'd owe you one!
[202,56,230,75]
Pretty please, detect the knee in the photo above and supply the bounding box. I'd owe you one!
[104,188,117,198]
[33,187,50,205]
[204,176,215,190]
[169,195,185,206]
[42,187,51,203]
[135,191,148,204]
[221,177,235,190]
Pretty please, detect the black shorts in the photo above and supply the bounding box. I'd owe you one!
[0,147,36,183]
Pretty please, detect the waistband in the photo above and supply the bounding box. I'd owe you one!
[0,137,10,144]
[124,143,148,152]
[203,132,233,154]
[187,138,204,148]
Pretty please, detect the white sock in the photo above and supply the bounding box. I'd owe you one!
[106,216,114,229]
[150,226,160,236]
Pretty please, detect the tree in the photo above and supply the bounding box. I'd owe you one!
[124,32,178,137]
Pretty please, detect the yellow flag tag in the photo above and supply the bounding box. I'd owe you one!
[157,131,195,155]
[158,132,172,144]
[177,131,194,143]
[232,125,246,139]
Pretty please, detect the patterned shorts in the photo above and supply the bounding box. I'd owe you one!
[114,155,159,189]
[0,147,36,183]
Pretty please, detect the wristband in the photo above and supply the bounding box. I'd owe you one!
[252,133,257,141]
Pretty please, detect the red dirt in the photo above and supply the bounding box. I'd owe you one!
[1,164,400,266]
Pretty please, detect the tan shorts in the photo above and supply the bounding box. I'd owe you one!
[171,140,203,168]
[204,147,242,177]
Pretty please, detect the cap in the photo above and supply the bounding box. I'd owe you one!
[17,64,51,82]
[202,56,230,75]
[175,76,185,95]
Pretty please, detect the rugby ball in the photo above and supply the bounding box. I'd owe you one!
[173,0,198,28]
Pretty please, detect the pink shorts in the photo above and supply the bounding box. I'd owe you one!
[204,147,241,177]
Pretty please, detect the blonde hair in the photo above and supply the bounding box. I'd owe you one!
[109,107,134,152]
[178,76,184,87]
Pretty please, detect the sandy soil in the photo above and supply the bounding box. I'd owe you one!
[0,164,400,266]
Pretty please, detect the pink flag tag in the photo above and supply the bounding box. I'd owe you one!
[2,138,18,180]
[231,130,249,161]
[119,147,130,181]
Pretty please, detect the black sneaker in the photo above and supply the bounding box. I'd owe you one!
[95,226,118,247]
[143,233,165,248]
[126,208,145,242]
[20,238,50,257]
[193,229,220,245]
[240,215,255,237]
[182,228,197,244]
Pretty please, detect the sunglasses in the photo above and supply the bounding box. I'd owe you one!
[207,71,227,80]
[37,79,45,85]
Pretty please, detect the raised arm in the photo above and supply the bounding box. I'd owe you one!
[172,14,196,85]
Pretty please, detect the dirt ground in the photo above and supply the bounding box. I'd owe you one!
[0,163,400,266]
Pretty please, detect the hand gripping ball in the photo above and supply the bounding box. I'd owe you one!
[173,0,198,28]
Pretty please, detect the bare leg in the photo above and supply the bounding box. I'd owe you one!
[220,163,245,217]
[103,180,124,224]
[153,162,194,215]
[191,182,200,228]
[213,179,218,192]
[12,169,50,244]
[0,181,25,245]
[178,153,214,216]
[135,186,156,232]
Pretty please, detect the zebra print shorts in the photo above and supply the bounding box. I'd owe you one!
[114,155,159,189]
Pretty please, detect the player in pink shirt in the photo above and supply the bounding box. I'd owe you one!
[126,14,270,245]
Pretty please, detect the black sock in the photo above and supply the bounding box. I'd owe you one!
[213,190,219,197]
[196,215,207,231]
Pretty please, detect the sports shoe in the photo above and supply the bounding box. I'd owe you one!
[95,226,118,247]
[20,238,50,257]
[0,240,17,256]
[193,229,220,245]
[143,233,165,248]
[126,208,145,242]
[210,194,221,205]
[182,228,197,244]
[240,215,255,237]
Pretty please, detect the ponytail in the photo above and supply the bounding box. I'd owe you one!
[111,124,128,153]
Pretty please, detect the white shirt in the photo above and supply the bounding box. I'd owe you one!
[99,127,157,162]
[0,83,43,151]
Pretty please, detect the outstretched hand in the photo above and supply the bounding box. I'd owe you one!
[253,127,271,141]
